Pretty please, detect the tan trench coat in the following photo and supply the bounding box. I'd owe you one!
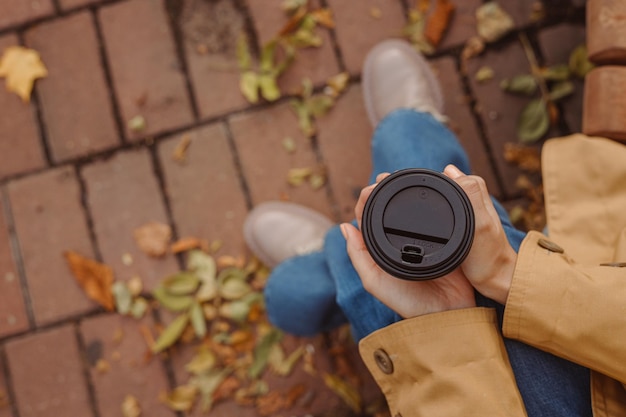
[358,134,626,417]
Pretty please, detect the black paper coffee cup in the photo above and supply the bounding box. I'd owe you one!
[361,168,474,280]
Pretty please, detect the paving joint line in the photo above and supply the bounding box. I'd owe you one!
[75,164,105,262]
[319,0,347,73]
[73,323,103,417]
[0,188,37,331]
[164,0,201,121]
[90,8,128,145]
[237,0,263,59]
[0,345,22,417]
[222,120,254,211]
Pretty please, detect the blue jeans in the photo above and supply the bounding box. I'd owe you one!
[264,109,591,417]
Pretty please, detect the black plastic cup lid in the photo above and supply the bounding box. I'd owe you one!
[361,168,474,280]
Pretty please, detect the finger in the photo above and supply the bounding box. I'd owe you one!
[354,183,376,230]
[375,172,390,183]
[341,223,383,293]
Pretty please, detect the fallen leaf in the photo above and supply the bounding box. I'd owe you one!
[0,389,8,408]
[236,32,253,72]
[153,287,194,311]
[0,46,47,102]
[127,276,143,296]
[269,344,305,376]
[170,237,204,253]
[474,66,495,83]
[95,358,110,374]
[539,64,570,81]
[287,167,313,186]
[323,373,361,413]
[424,0,456,47]
[128,115,146,133]
[191,368,232,412]
[112,281,133,315]
[291,99,315,137]
[282,137,297,153]
[500,74,537,96]
[403,9,435,55]
[64,251,115,311]
[121,395,141,417]
[213,376,241,402]
[133,222,172,258]
[282,0,307,14]
[188,250,218,302]
[325,71,350,97]
[569,44,594,78]
[152,313,190,353]
[278,6,308,37]
[249,328,283,379]
[517,99,549,143]
[240,71,259,103]
[219,292,263,323]
[548,81,574,102]
[186,346,217,375]
[172,135,192,164]
[461,36,485,61]
[256,391,288,416]
[476,2,515,43]
[310,8,335,28]
[130,297,148,319]
[309,172,326,190]
[121,252,133,266]
[161,385,198,412]
[189,301,207,338]
[503,143,541,172]
[162,272,200,295]
[307,95,334,117]
[370,7,382,18]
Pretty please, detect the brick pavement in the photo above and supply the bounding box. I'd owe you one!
[0,0,586,416]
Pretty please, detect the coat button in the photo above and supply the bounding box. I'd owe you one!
[600,262,626,267]
[374,349,394,374]
[537,238,564,254]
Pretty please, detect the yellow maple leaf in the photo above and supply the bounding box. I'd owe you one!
[0,46,48,102]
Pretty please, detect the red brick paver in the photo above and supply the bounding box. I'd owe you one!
[99,0,194,140]
[0,35,45,180]
[82,148,179,290]
[5,325,94,417]
[80,314,175,417]
[0,0,54,30]
[180,0,250,119]
[0,196,29,338]
[25,12,119,162]
[229,102,334,218]
[328,0,406,75]
[7,166,96,326]
[159,125,249,257]
[0,355,12,417]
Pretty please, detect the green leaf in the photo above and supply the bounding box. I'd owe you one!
[236,33,252,71]
[323,373,362,413]
[187,250,218,302]
[260,40,277,73]
[258,74,281,102]
[152,314,189,353]
[185,346,216,375]
[269,344,305,376]
[219,278,252,300]
[539,64,570,81]
[475,66,495,83]
[517,99,549,143]
[162,272,200,295]
[281,0,308,13]
[189,301,207,338]
[291,99,314,137]
[249,328,283,379]
[191,368,232,412]
[153,286,194,311]
[569,44,594,78]
[476,2,515,43]
[306,95,334,117]
[240,71,259,103]
[282,137,296,153]
[112,281,132,315]
[161,385,198,412]
[130,297,148,319]
[548,81,575,101]
[500,75,537,96]
[218,292,263,323]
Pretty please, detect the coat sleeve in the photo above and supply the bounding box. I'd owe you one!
[359,307,528,417]
[503,231,626,383]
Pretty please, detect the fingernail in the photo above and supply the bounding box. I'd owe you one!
[445,164,464,178]
[340,223,349,241]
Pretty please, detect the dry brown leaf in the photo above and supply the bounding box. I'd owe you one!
[133,222,172,258]
[504,143,541,172]
[279,7,308,36]
[323,373,361,413]
[256,391,287,416]
[170,237,205,254]
[96,359,110,374]
[417,0,431,13]
[424,0,456,47]
[121,395,141,417]
[461,36,485,62]
[64,251,115,311]
[310,8,335,28]
[369,7,382,18]
[212,376,241,402]
[0,46,48,102]
[172,135,192,164]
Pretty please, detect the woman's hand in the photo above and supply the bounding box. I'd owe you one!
[442,165,517,304]
[341,173,476,319]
